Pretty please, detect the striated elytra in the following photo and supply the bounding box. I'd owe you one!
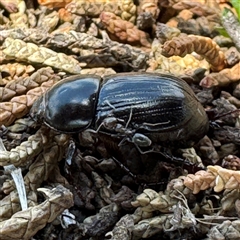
[30,73,209,147]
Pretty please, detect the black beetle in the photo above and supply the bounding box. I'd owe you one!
[30,73,209,148]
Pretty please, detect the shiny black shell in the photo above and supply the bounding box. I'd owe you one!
[30,73,209,146]
[30,75,100,133]
[96,73,209,146]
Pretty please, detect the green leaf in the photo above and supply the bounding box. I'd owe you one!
[215,26,230,38]
[230,0,240,19]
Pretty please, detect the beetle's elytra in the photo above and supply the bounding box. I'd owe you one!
[30,73,209,147]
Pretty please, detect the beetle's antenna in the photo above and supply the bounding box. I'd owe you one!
[125,107,133,129]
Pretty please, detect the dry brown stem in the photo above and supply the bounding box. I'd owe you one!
[162,35,226,71]
[100,11,151,47]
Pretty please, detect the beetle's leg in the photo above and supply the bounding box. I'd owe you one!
[141,120,170,131]
[111,156,137,180]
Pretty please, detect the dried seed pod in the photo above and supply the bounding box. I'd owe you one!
[214,126,240,145]
[66,0,122,17]
[224,47,240,66]
[0,188,37,222]
[132,178,193,213]
[78,203,120,237]
[0,67,59,102]
[0,28,148,69]
[132,215,171,238]
[200,62,240,88]
[38,0,71,8]
[176,16,219,37]
[179,147,204,168]
[183,171,214,194]
[0,185,73,240]
[221,91,240,108]
[0,63,35,83]
[100,11,151,47]
[207,220,240,239]
[0,127,67,167]
[161,35,226,71]
[2,37,82,74]
[149,39,210,76]
[106,214,134,239]
[155,23,181,44]
[184,165,240,193]
[0,80,56,126]
[222,155,240,171]
[0,138,68,220]
[137,0,160,30]
[119,0,137,23]
[92,171,115,204]
[80,67,116,76]
[36,10,59,32]
[168,0,221,22]
[197,136,219,165]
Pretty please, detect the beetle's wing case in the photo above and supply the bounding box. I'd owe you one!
[34,75,101,133]
[96,73,189,131]
[95,73,208,146]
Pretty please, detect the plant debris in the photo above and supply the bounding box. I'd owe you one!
[1,0,240,239]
